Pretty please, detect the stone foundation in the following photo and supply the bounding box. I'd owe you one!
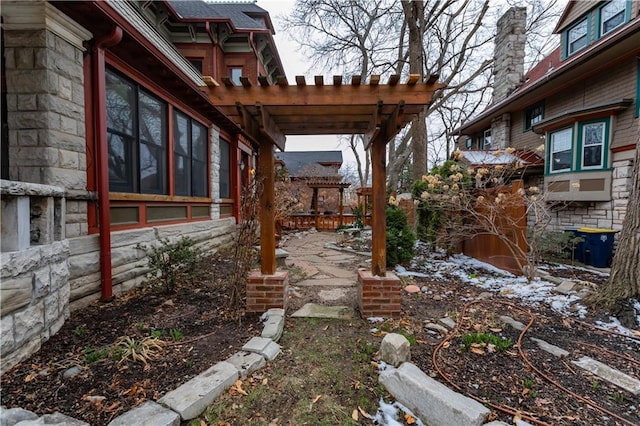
[357,269,401,318]
[1,241,70,374]
[246,271,289,313]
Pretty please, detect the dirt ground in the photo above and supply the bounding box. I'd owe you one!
[1,237,639,426]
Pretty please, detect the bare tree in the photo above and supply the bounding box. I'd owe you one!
[280,0,563,190]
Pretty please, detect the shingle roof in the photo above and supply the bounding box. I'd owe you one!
[167,0,268,30]
[275,151,343,177]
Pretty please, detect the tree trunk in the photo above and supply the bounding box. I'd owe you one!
[402,0,427,181]
[591,137,640,316]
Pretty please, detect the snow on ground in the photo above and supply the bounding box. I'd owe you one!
[373,398,425,426]
[401,248,590,318]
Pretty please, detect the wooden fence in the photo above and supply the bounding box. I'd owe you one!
[281,213,371,231]
[461,180,528,275]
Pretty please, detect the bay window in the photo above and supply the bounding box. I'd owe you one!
[580,121,606,169]
[549,128,573,173]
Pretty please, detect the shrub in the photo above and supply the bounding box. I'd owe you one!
[386,205,416,267]
[138,237,205,293]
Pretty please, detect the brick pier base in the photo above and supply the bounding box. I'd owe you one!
[246,270,289,313]
[357,269,401,318]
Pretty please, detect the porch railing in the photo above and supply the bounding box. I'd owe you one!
[280,213,371,231]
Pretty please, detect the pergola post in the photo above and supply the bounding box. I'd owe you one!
[339,188,344,227]
[246,138,288,314]
[370,137,387,277]
[312,187,319,230]
[258,139,276,275]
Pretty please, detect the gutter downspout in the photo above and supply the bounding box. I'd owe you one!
[93,26,123,302]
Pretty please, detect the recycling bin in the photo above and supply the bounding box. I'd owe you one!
[577,227,618,268]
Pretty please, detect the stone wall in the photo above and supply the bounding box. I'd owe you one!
[1,181,70,375]
[68,218,237,310]
[492,7,526,104]
[2,1,92,239]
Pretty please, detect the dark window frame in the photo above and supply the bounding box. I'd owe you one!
[106,68,168,194]
[524,101,545,131]
[173,109,209,197]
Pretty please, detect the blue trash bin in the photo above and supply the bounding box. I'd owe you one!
[564,228,586,263]
[577,227,618,268]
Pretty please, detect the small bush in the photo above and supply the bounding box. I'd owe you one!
[138,237,205,292]
[386,206,416,267]
[530,230,584,262]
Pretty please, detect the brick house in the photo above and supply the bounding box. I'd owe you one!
[456,2,639,231]
[0,0,284,373]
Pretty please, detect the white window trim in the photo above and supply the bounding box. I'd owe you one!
[482,129,492,150]
[600,0,626,36]
[581,122,606,170]
[567,18,588,56]
[549,127,573,173]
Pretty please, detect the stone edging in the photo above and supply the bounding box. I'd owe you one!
[0,309,286,426]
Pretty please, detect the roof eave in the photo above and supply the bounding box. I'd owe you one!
[456,18,640,136]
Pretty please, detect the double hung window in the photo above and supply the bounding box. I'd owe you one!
[580,122,606,169]
[549,128,573,173]
[600,0,626,36]
[567,18,588,56]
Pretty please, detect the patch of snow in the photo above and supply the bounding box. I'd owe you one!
[367,317,385,323]
[373,398,425,426]
[595,317,639,338]
[633,299,640,325]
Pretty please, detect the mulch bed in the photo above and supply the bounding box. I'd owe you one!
[403,274,640,426]
[1,251,260,426]
[2,244,639,426]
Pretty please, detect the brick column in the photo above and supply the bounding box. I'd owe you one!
[246,270,289,313]
[2,1,92,238]
[358,269,401,318]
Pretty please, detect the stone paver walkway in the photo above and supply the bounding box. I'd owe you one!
[281,231,369,311]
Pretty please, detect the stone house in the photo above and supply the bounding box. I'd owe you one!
[455,2,639,232]
[0,0,284,373]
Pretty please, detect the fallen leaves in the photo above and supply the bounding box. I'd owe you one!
[230,380,248,396]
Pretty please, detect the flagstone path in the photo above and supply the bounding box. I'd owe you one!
[280,231,369,314]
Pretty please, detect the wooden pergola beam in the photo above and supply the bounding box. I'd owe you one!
[364,101,405,150]
[256,103,286,151]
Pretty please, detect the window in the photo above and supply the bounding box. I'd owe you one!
[524,101,544,131]
[465,138,472,149]
[580,121,606,169]
[549,128,573,173]
[219,139,230,198]
[229,67,242,85]
[189,59,203,74]
[481,129,492,150]
[600,0,626,36]
[567,18,588,56]
[173,110,208,197]
[106,69,167,194]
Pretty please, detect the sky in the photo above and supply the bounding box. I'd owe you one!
[256,0,364,167]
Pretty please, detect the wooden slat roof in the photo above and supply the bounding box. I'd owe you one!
[206,74,442,151]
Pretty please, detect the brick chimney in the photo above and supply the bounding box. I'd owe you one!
[492,7,526,104]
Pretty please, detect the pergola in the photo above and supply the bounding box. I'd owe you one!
[306,177,352,229]
[206,74,441,315]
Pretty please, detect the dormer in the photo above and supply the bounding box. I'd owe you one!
[555,1,635,59]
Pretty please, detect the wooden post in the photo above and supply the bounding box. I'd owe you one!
[258,139,276,275]
[339,187,344,227]
[313,187,319,230]
[371,138,387,276]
